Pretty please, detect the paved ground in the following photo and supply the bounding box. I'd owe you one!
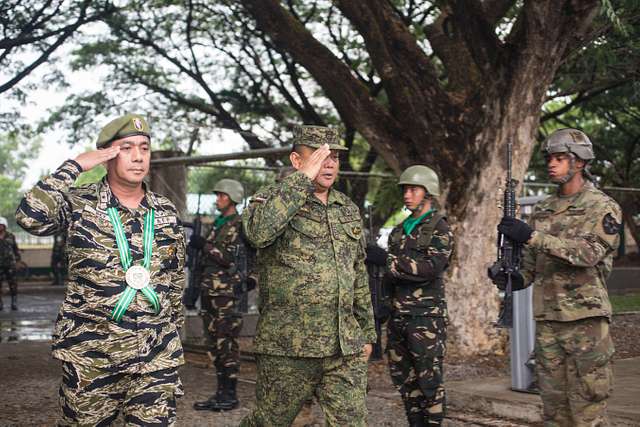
[1,282,639,426]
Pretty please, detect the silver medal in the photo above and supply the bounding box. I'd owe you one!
[126,265,150,290]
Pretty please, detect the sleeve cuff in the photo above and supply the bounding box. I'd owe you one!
[282,171,315,194]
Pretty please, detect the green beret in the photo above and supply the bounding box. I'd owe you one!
[292,125,348,151]
[95,113,151,148]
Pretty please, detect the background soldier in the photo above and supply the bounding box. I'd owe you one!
[240,125,376,426]
[16,113,186,426]
[50,231,67,286]
[492,128,621,426]
[0,217,24,310]
[385,166,454,427]
[192,178,249,412]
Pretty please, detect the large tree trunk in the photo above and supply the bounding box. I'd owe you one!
[241,0,601,355]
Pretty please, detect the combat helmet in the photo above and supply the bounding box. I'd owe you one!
[398,165,440,196]
[213,179,244,204]
[542,128,594,161]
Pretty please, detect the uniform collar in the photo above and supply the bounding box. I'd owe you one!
[97,177,157,211]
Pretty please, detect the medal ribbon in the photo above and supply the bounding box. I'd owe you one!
[107,207,160,322]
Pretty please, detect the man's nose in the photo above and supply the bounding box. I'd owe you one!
[131,146,143,161]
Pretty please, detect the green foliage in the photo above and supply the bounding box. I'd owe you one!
[75,165,107,186]
[188,161,271,203]
[610,293,640,314]
[0,132,41,220]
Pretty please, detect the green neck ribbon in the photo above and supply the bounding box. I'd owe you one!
[107,207,160,322]
[403,209,435,236]
[214,214,235,230]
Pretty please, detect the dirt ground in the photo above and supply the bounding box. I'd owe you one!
[1,283,637,427]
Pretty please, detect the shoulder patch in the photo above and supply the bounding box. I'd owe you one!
[602,213,621,235]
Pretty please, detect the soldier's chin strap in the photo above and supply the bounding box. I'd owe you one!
[410,195,432,214]
[551,153,594,185]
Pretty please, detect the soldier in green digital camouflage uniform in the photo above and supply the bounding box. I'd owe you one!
[0,216,24,310]
[51,231,67,286]
[16,113,186,426]
[492,129,621,426]
[240,125,376,427]
[385,166,454,427]
[192,178,248,412]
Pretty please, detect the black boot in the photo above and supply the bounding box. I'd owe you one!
[193,378,223,411]
[209,377,239,411]
[10,295,17,311]
[0,297,3,311]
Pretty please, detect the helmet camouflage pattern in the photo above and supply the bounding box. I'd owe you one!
[398,165,440,196]
[213,179,245,204]
[542,128,594,161]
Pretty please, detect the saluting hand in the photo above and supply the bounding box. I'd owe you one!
[74,146,120,172]
[299,144,331,181]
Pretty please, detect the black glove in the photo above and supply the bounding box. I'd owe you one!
[246,275,257,292]
[188,234,207,250]
[489,270,525,291]
[498,217,533,244]
[365,244,388,266]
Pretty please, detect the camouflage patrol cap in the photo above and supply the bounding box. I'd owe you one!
[542,128,594,161]
[398,165,440,196]
[95,113,151,149]
[213,178,244,204]
[292,125,348,151]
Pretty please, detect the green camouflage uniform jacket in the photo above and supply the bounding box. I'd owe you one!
[200,214,243,296]
[16,160,186,373]
[521,182,622,321]
[386,212,454,317]
[0,231,21,267]
[243,171,376,357]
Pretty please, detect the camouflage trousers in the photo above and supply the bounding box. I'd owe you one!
[535,317,614,427]
[0,266,18,295]
[239,353,368,427]
[201,291,243,379]
[387,315,447,427]
[58,362,183,426]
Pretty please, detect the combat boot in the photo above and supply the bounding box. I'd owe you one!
[10,295,17,311]
[209,377,239,411]
[0,297,3,310]
[193,377,224,411]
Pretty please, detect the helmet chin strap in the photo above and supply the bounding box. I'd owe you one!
[410,195,431,214]
[551,153,577,184]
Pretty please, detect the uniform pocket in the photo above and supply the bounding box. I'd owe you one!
[574,334,614,402]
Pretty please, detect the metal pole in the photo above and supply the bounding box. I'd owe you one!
[150,147,291,166]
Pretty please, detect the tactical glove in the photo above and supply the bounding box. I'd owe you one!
[498,217,533,244]
[188,235,207,250]
[365,244,388,266]
[489,270,525,291]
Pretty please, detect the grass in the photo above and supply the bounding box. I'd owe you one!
[610,293,640,314]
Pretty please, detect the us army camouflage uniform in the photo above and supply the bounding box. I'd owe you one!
[521,182,621,427]
[240,171,376,427]
[0,229,20,302]
[51,231,67,286]
[16,160,186,426]
[200,213,244,382]
[386,211,454,427]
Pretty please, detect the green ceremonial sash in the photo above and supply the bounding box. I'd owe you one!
[107,207,160,322]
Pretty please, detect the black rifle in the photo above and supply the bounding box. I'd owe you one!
[366,205,385,360]
[488,142,522,328]
[230,241,249,313]
[183,213,203,309]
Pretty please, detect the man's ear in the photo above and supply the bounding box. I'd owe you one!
[289,151,302,170]
[575,159,586,171]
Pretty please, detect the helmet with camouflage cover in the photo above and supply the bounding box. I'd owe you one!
[398,165,440,196]
[542,128,594,161]
[213,179,244,204]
